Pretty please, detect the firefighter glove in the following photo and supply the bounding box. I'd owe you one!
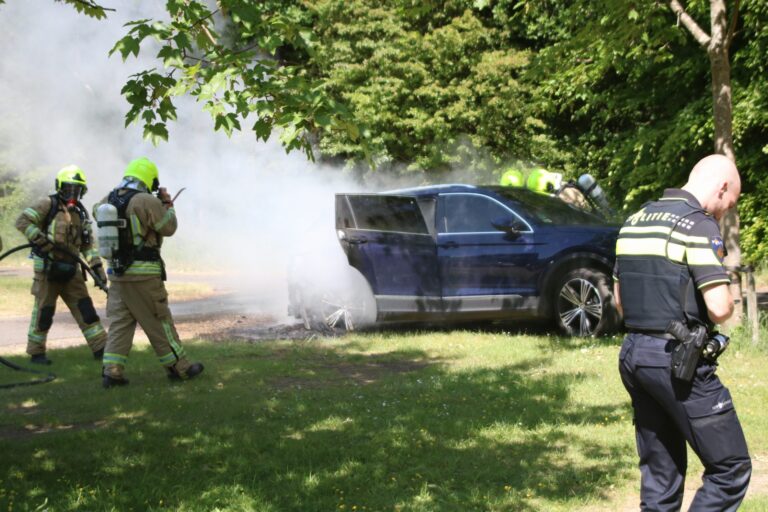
[33,235,54,254]
[91,263,108,286]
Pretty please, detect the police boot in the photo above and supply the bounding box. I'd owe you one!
[167,362,205,381]
[30,353,52,365]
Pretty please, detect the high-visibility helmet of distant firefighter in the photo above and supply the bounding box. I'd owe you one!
[124,157,159,192]
[499,168,524,187]
[526,168,562,194]
[56,165,88,204]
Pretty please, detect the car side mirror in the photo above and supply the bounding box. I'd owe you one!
[491,216,520,236]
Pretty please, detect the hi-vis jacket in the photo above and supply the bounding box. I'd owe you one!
[613,189,730,332]
[15,196,100,273]
[94,190,177,281]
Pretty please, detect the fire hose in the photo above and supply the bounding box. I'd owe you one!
[0,241,110,388]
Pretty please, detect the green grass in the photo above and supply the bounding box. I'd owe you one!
[0,330,766,511]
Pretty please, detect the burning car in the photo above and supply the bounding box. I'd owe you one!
[288,184,621,336]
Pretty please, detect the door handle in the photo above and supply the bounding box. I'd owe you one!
[440,241,458,249]
[347,237,368,245]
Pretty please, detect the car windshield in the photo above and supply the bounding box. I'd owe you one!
[489,187,606,225]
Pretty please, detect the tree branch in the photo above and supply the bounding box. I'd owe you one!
[725,0,740,49]
[669,0,711,47]
[71,0,115,12]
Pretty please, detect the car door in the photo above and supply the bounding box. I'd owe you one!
[336,194,441,315]
[436,192,541,312]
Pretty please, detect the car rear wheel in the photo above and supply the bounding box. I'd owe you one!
[554,268,618,337]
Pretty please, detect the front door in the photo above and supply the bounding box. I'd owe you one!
[336,194,441,315]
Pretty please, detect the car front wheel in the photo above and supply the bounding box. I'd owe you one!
[554,268,618,337]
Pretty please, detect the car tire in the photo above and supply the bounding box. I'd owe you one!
[553,268,619,337]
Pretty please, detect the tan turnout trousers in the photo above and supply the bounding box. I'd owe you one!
[102,277,192,378]
[27,272,107,356]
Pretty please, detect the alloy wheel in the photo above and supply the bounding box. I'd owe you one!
[557,277,604,336]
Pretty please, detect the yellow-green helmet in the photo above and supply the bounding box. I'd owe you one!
[526,168,561,194]
[500,168,524,187]
[124,157,159,191]
[56,165,88,194]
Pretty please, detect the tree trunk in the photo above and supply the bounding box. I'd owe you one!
[670,0,742,324]
[708,0,743,323]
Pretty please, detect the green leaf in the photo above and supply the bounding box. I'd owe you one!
[252,118,272,141]
[110,36,141,60]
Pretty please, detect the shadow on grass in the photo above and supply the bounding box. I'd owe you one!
[0,339,631,511]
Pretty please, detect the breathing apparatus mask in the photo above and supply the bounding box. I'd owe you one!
[58,183,85,209]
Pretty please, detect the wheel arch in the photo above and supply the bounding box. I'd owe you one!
[538,251,614,318]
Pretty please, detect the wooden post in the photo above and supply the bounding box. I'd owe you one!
[744,266,760,345]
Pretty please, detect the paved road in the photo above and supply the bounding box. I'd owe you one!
[0,289,287,355]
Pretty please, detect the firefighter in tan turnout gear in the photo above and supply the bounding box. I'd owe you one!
[95,157,203,388]
[15,165,108,364]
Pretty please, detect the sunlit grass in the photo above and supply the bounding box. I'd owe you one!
[0,329,765,511]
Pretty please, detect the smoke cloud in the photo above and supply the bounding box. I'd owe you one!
[0,1,368,321]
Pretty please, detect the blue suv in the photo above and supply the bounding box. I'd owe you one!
[289,184,620,336]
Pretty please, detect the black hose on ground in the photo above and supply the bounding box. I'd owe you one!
[0,357,56,389]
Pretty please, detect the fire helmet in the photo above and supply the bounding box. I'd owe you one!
[124,157,159,192]
[55,165,88,195]
[499,168,524,187]
[526,168,562,194]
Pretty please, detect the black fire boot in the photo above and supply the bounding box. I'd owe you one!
[30,354,52,365]
[167,362,205,381]
[102,374,130,389]
[93,348,104,361]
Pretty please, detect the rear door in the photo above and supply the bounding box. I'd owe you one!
[336,194,441,315]
[436,192,542,312]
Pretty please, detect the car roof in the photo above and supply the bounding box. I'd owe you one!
[381,184,481,196]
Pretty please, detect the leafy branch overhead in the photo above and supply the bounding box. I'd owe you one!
[109,0,358,157]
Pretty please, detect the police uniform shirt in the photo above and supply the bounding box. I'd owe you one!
[613,188,730,329]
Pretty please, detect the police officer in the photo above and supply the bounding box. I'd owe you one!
[95,158,203,388]
[614,154,750,510]
[14,165,107,364]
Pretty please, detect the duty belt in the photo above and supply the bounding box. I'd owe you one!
[630,329,676,341]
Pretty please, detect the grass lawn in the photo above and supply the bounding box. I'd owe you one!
[0,329,766,511]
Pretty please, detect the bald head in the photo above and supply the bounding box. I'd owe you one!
[682,154,741,220]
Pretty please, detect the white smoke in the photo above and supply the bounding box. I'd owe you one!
[0,0,369,321]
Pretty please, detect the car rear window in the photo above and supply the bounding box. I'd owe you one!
[340,195,429,234]
[490,187,607,225]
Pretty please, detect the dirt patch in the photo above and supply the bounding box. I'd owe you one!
[0,420,108,441]
[176,313,339,343]
[269,359,432,390]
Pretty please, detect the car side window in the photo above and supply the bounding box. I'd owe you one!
[346,195,429,234]
[438,194,528,234]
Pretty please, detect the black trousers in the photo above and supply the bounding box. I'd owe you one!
[618,333,751,511]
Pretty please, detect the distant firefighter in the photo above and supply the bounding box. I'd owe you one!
[95,157,203,388]
[15,165,107,365]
